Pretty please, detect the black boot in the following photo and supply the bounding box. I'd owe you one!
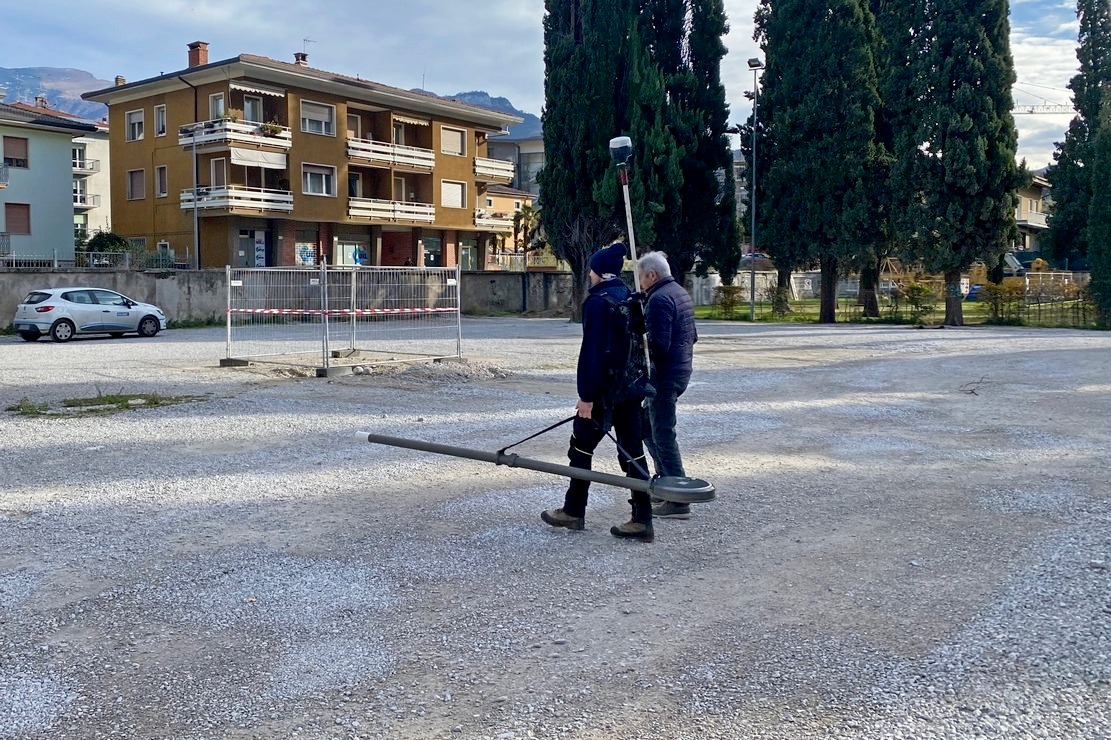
[610,499,654,543]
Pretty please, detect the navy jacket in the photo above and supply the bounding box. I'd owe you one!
[645,276,697,390]
[576,277,631,403]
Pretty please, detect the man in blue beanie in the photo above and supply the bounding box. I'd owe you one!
[541,241,654,542]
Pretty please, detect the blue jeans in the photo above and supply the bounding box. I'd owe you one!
[643,384,686,478]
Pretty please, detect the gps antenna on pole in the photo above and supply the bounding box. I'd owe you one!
[608,136,642,293]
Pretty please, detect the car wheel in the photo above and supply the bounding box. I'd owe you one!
[18,331,40,342]
[137,315,161,338]
[109,332,125,338]
[50,319,76,343]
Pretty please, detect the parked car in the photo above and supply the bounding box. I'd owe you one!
[12,287,168,342]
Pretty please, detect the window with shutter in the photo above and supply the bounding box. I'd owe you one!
[303,164,336,196]
[126,110,144,141]
[300,101,335,135]
[3,137,29,167]
[441,126,466,156]
[127,169,145,200]
[441,180,466,209]
[4,203,30,234]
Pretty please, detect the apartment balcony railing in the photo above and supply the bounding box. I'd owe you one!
[1016,208,1048,229]
[0,232,10,255]
[178,119,293,149]
[474,211,514,232]
[180,186,294,213]
[73,193,101,209]
[474,156,514,183]
[347,138,436,169]
[0,164,9,188]
[348,197,435,223]
[72,158,101,176]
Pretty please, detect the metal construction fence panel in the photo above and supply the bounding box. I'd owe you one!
[226,265,462,371]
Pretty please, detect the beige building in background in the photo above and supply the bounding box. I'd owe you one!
[83,42,520,269]
[1015,173,1051,255]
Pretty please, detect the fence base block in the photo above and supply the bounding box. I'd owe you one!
[220,358,251,367]
[315,365,356,378]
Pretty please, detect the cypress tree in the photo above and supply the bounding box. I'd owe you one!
[681,0,741,283]
[894,0,1022,326]
[1085,95,1111,324]
[1046,0,1111,266]
[857,0,916,317]
[756,0,884,323]
[539,0,630,317]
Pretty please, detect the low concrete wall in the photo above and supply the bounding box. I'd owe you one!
[460,271,576,315]
[1,270,227,328]
[1,269,579,328]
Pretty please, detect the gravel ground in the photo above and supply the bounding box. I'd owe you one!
[1,318,1109,740]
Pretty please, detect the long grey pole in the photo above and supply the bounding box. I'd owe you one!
[357,431,654,493]
[354,431,715,502]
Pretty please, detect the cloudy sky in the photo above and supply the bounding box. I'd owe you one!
[5,0,1081,168]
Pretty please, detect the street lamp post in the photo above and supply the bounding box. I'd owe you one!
[747,57,764,322]
[180,124,201,270]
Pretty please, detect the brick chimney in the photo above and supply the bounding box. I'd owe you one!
[294,52,309,67]
[115,75,127,87]
[34,94,49,108]
[188,41,209,68]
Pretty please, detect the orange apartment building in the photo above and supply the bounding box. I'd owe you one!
[83,42,521,269]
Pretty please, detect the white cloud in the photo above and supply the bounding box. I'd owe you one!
[3,0,1078,168]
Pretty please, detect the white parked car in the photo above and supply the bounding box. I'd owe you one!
[13,287,168,342]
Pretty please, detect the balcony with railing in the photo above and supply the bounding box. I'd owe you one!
[180,186,294,213]
[178,119,293,150]
[0,164,8,188]
[73,193,101,209]
[348,198,435,223]
[1015,207,1048,229]
[72,158,101,176]
[474,156,514,183]
[347,138,436,170]
[474,210,514,232]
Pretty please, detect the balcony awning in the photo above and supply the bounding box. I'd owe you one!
[230,81,286,98]
[230,148,288,170]
[394,114,430,127]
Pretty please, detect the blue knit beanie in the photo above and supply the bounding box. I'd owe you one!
[589,242,628,277]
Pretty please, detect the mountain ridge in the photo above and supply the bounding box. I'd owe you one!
[0,67,110,121]
[1,66,541,138]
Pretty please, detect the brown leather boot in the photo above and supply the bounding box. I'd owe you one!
[610,499,654,542]
[541,508,585,531]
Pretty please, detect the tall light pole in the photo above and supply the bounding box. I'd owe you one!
[747,57,764,322]
[180,124,201,270]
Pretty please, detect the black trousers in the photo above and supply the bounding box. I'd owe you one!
[563,399,651,518]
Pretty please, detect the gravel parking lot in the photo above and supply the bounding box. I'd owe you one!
[1,319,1109,739]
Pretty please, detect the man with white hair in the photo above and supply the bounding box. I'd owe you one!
[636,251,698,518]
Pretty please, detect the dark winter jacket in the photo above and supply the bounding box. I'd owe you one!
[576,277,631,404]
[644,276,697,391]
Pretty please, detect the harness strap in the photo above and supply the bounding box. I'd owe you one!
[497,415,577,455]
[595,421,652,480]
[497,414,652,480]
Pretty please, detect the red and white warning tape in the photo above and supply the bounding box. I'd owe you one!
[227,307,458,316]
